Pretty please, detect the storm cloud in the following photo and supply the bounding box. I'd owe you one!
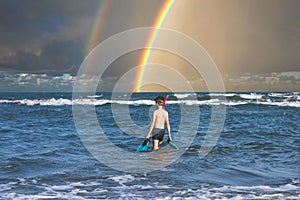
[0,0,162,75]
[0,0,98,74]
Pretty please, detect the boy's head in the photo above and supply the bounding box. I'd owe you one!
[155,96,164,106]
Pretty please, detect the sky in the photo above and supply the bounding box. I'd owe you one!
[0,0,299,92]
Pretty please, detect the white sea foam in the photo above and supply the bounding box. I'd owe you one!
[209,93,236,97]
[0,181,103,200]
[240,93,263,100]
[69,182,87,187]
[51,185,73,190]
[1,180,299,200]
[108,174,136,185]
[170,184,300,200]
[184,99,220,105]
[174,93,196,99]
[269,93,286,97]
[0,182,12,192]
[87,94,103,98]
[0,93,299,107]
[0,99,11,104]
[226,101,248,106]
[0,98,154,106]
[256,101,300,107]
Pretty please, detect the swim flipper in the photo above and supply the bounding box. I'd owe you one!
[167,138,179,150]
[137,138,149,152]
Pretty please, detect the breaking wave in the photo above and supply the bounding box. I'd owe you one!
[0,93,299,107]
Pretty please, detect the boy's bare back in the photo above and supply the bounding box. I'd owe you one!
[153,109,169,129]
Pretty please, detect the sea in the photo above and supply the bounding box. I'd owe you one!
[0,92,299,199]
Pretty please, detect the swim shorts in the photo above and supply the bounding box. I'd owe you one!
[152,128,165,141]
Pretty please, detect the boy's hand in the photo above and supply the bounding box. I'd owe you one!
[167,137,172,143]
[142,138,149,146]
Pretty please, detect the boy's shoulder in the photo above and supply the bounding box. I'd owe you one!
[154,109,168,113]
[155,109,168,114]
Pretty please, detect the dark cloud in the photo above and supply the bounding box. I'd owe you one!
[0,0,97,45]
[0,0,100,74]
[38,40,83,72]
[0,0,162,75]
[1,40,83,75]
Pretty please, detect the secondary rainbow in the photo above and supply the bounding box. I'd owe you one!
[77,0,110,91]
[133,0,176,92]
[86,0,110,55]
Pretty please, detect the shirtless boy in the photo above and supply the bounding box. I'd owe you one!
[146,96,172,150]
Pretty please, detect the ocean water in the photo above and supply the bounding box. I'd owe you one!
[0,92,299,199]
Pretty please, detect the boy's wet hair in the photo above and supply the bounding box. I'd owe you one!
[154,96,164,106]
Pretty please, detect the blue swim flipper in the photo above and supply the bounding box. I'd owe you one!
[137,138,149,152]
[167,138,179,150]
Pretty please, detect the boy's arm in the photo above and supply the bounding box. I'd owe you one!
[166,112,172,140]
[146,112,156,139]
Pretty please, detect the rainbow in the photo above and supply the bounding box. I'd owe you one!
[78,0,110,91]
[86,0,110,54]
[84,0,175,92]
[133,0,176,92]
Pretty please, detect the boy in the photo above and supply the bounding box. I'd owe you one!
[146,96,172,150]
